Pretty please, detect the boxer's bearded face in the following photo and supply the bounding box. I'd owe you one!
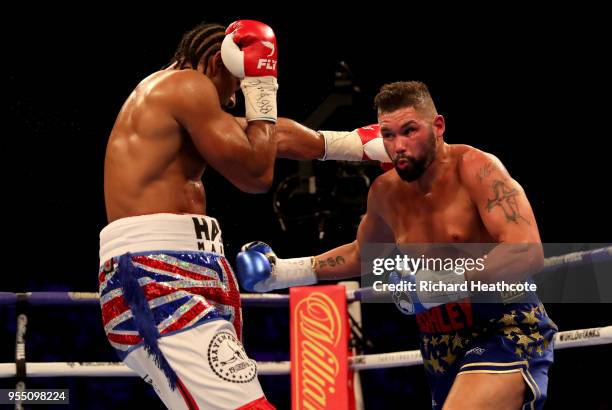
[380,107,437,182]
[393,128,436,182]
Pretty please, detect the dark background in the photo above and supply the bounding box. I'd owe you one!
[3,8,611,409]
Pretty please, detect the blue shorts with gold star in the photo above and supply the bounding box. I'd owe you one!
[416,301,557,410]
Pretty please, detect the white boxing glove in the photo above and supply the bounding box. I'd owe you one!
[319,124,391,163]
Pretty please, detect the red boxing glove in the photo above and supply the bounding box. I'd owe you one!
[355,124,387,161]
[356,124,394,171]
[222,20,277,78]
[221,20,279,122]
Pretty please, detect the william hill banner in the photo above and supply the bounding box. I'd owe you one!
[290,285,352,410]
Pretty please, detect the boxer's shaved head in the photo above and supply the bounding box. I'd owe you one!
[170,22,226,71]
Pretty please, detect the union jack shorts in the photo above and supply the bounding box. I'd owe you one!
[98,250,274,410]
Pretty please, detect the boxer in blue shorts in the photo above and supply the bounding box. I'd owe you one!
[236,81,557,409]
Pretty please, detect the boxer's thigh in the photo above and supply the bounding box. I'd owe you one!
[443,370,525,410]
[125,320,267,410]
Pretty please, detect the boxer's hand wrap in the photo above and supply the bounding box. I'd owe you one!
[319,124,391,162]
[236,241,317,292]
[221,20,278,122]
[239,77,278,123]
[389,269,469,315]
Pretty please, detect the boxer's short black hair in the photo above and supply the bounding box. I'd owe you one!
[374,81,437,116]
[170,22,225,70]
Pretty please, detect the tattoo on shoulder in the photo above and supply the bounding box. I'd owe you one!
[476,162,495,183]
[486,180,530,225]
[317,256,346,270]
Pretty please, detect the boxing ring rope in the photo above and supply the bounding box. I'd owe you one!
[1,245,610,307]
[0,325,610,379]
[1,246,610,383]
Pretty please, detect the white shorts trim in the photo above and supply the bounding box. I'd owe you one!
[100,213,224,264]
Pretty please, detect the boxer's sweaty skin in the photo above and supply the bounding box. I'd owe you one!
[314,106,542,283]
[105,70,208,222]
[105,61,276,223]
[307,104,546,410]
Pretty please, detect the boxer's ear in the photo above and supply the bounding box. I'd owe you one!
[205,51,223,76]
[433,114,445,138]
[212,51,224,75]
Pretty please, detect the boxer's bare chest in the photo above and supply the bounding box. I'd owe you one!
[380,167,494,244]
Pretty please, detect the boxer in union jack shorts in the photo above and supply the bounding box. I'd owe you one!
[101,19,280,409]
[101,16,397,409]
[99,214,261,409]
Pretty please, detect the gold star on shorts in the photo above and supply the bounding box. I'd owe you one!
[441,351,456,366]
[521,308,540,326]
[498,312,518,326]
[502,326,522,336]
[452,336,464,350]
[516,333,534,348]
[430,358,445,373]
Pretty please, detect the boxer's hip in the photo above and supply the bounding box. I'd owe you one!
[418,302,557,410]
[98,213,242,359]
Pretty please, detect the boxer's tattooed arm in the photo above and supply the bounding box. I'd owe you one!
[317,255,346,270]
[485,179,530,225]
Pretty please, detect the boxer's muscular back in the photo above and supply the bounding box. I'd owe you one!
[105,70,206,223]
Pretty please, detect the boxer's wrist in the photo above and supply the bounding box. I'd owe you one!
[319,125,391,162]
[274,256,317,288]
[318,130,363,161]
[241,76,278,123]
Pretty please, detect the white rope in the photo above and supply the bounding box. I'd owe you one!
[0,361,290,378]
[351,325,612,370]
[552,325,612,350]
[350,350,424,371]
[1,326,608,378]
